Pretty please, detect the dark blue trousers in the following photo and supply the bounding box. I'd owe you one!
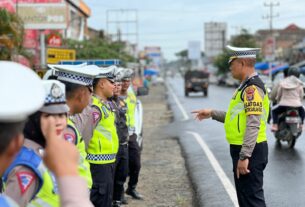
[230,142,268,207]
[113,144,129,201]
[90,163,115,207]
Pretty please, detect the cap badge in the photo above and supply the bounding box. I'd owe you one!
[51,83,63,99]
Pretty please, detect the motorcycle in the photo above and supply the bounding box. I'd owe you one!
[274,107,302,148]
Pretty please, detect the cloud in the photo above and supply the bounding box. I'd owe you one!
[84,0,305,60]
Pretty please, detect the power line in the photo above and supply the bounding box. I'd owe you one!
[263,1,280,34]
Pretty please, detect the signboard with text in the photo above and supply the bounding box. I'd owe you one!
[47,48,76,64]
[17,3,66,29]
[264,36,276,61]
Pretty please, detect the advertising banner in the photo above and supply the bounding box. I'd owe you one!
[17,3,66,29]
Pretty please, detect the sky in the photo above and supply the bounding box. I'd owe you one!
[83,0,305,60]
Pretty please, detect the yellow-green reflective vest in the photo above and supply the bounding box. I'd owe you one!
[224,85,269,145]
[31,169,59,207]
[67,119,92,189]
[125,91,137,128]
[86,96,119,164]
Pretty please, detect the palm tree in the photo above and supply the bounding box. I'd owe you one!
[0,8,24,60]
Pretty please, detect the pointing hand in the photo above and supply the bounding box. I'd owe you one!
[191,109,212,121]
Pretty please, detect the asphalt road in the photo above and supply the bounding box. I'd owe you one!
[165,75,305,207]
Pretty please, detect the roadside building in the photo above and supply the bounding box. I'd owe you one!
[0,0,91,67]
[204,22,227,61]
[255,24,305,61]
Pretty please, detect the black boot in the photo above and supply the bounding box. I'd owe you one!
[126,186,143,200]
[121,192,128,205]
[112,200,121,207]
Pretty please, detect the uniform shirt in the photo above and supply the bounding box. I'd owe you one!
[71,97,101,148]
[4,139,42,207]
[211,73,265,158]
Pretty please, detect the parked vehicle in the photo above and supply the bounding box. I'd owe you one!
[273,107,303,148]
[217,72,239,87]
[184,70,209,97]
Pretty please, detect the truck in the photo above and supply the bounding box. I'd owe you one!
[184,70,209,97]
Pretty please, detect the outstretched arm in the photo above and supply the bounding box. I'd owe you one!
[192,109,226,123]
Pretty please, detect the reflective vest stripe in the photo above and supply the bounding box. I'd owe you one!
[28,198,52,207]
[86,153,116,161]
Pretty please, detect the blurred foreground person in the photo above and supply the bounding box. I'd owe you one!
[192,46,269,207]
[0,61,93,207]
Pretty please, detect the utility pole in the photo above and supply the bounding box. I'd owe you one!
[263,1,280,36]
[263,1,279,82]
[106,9,139,58]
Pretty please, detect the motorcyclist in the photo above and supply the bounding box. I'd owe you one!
[271,67,305,131]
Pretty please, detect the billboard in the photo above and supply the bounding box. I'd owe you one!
[144,46,162,67]
[17,3,66,29]
[188,41,201,60]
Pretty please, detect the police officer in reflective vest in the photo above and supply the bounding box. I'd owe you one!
[0,61,93,207]
[52,64,102,191]
[110,68,129,207]
[192,45,269,207]
[85,66,119,207]
[120,69,143,200]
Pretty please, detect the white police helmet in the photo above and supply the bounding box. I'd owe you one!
[0,61,45,122]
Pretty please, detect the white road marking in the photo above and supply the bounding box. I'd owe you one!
[187,131,239,207]
[166,82,189,121]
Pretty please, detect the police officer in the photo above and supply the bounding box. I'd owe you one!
[52,64,102,190]
[0,61,92,207]
[79,66,119,207]
[120,69,143,200]
[110,68,129,207]
[192,46,269,207]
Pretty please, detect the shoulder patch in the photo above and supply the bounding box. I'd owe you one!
[16,171,35,194]
[243,85,263,115]
[63,133,76,144]
[92,112,100,124]
[245,86,256,101]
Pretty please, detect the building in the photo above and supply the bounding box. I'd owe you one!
[204,22,227,60]
[88,27,105,39]
[0,0,91,67]
[65,0,91,40]
[255,24,305,61]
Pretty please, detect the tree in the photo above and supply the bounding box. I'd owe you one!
[0,8,24,60]
[175,49,205,74]
[64,38,136,65]
[213,29,260,74]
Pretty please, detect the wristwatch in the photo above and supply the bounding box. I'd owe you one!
[239,154,249,160]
